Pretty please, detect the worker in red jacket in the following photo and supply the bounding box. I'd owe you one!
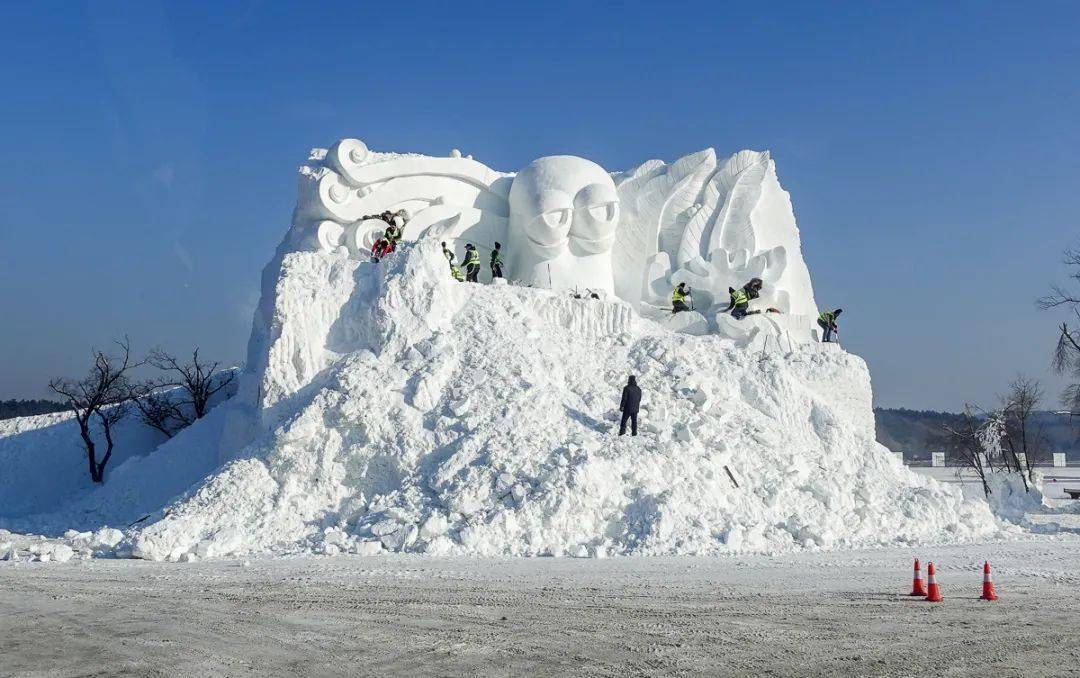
[370,237,393,262]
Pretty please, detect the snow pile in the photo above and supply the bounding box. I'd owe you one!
[0,527,120,562]
[124,241,998,560]
[0,380,237,534]
[984,472,1047,523]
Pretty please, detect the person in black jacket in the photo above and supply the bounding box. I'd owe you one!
[490,242,504,279]
[619,375,642,436]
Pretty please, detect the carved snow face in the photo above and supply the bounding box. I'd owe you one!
[508,156,620,259]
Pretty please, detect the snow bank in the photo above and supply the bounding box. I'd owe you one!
[127,241,997,560]
[0,410,166,519]
[0,380,236,536]
[984,472,1047,523]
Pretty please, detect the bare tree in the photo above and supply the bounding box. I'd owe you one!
[998,376,1046,489]
[134,348,235,436]
[940,405,1003,498]
[49,339,136,483]
[128,386,185,439]
[1038,247,1080,413]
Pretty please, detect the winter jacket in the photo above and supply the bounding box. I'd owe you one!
[819,310,839,328]
[620,379,642,414]
[371,239,393,258]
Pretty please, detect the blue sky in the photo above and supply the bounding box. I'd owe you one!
[1,1,1078,411]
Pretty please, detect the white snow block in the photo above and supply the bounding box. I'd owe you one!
[51,544,74,563]
[673,422,694,442]
[932,452,945,467]
[1053,452,1066,467]
[357,541,383,556]
[419,513,449,540]
[662,311,710,336]
[91,528,124,550]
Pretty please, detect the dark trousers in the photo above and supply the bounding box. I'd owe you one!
[672,300,690,314]
[491,264,503,279]
[466,264,480,282]
[619,410,638,436]
[818,319,834,342]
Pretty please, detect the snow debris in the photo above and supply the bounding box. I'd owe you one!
[50,544,74,563]
[91,528,124,551]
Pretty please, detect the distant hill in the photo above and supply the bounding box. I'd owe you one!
[0,399,68,420]
[875,407,1078,463]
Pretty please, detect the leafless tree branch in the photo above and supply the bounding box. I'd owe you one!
[48,338,138,483]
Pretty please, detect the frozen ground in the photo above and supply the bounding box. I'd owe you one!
[2,540,1079,677]
[914,466,1080,500]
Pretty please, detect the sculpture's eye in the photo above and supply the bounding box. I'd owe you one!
[542,208,572,229]
[588,202,617,222]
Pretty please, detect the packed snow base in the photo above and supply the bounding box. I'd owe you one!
[126,242,997,560]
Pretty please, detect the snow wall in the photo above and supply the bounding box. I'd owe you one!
[0,140,1000,559]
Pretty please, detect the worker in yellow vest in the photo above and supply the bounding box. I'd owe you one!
[672,283,692,314]
[818,309,842,342]
[463,244,481,282]
[724,278,763,319]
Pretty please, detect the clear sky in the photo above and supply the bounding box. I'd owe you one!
[1,1,1078,411]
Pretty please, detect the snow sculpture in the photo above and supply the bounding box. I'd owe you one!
[507,156,619,293]
[296,138,819,339]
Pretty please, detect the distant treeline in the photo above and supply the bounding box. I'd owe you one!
[875,407,1078,461]
[0,399,68,420]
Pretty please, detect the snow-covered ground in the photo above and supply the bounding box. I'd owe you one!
[2,540,1079,676]
[914,465,1080,500]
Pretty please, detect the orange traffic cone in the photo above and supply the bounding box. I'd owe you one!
[909,558,927,596]
[925,562,943,602]
[980,561,998,601]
